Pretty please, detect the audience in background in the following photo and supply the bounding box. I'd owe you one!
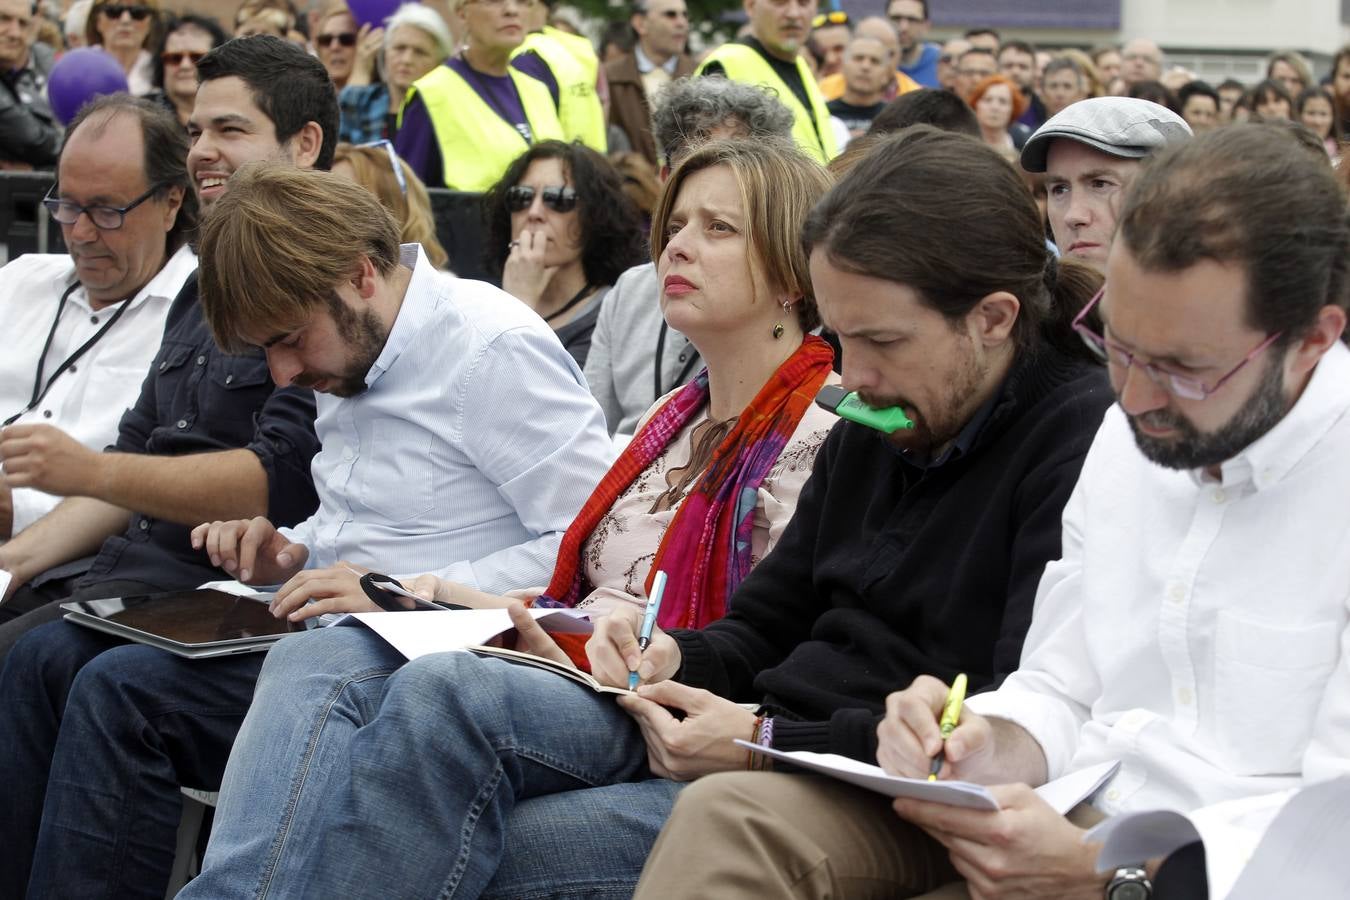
[597,18,635,64]
[338,2,452,144]
[869,86,979,137]
[1296,85,1341,158]
[968,72,1028,153]
[807,9,849,80]
[888,0,939,87]
[62,0,91,48]
[997,39,1044,128]
[1216,77,1245,123]
[935,35,968,90]
[1177,79,1220,132]
[1128,78,1178,112]
[85,0,160,95]
[953,45,996,99]
[1265,48,1312,98]
[332,141,450,269]
[818,16,920,104]
[1059,47,1104,96]
[483,140,644,366]
[1332,45,1350,133]
[314,1,361,89]
[1119,37,1162,86]
[146,14,227,128]
[826,35,891,145]
[0,0,59,168]
[1249,77,1293,121]
[1039,55,1090,119]
[1090,43,1121,83]
[963,26,998,53]
[606,0,694,167]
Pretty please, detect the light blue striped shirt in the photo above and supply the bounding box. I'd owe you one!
[280,245,615,592]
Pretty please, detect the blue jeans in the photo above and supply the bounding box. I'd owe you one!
[0,619,265,899]
[183,625,684,899]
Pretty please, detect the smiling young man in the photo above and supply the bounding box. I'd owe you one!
[696,0,838,162]
[640,124,1350,900]
[1021,95,1191,273]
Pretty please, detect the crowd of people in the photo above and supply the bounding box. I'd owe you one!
[0,1,1348,898]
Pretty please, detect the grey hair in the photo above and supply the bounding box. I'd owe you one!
[650,76,796,167]
[383,2,455,60]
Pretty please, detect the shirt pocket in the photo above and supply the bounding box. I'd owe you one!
[360,419,435,523]
[200,352,273,438]
[1212,610,1342,776]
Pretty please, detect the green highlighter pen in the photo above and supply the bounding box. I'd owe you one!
[815,385,915,434]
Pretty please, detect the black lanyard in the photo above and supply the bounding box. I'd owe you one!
[4,282,132,427]
[652,320,700,402]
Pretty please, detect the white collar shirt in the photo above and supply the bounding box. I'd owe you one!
[0,244,197,533]
[967,342,1350,816]
[279,244,615,591]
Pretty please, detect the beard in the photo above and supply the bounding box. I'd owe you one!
[860,333,988,457]
[1127,354,1289,471]
[292,302,387,398]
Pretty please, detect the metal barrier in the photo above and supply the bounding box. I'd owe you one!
[0,172,492,281]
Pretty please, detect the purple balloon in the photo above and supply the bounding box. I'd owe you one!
[347,0,401,29]
[47,48,130,126]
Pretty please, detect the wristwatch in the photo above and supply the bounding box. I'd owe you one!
[1105,865,1152,900]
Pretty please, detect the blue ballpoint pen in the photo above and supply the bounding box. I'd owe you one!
[629,570,668,691]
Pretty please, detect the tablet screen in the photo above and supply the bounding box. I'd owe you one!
[65,589,300,646]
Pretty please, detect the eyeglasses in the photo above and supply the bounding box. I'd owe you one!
[505,185,577,213]
[316,32,357,48]
[43,182,165,230]
[160,51,206,67]
[99,4,154,21]
[361,139,407,196]
[1072,286,1283,402]
[811,10,849,28]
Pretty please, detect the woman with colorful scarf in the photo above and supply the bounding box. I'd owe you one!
[180,138,840,896]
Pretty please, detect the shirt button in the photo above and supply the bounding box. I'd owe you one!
[1211,488,1226,503]
[1177,687,1194,706]
[90,314,99,324]
[176,419,188,429]
[225,374,234,385]
[138,519,149,531]
[196,355,206,366]
[1168,584,1185,603]
[69,365,77,373]
[158,360,169,371]
[678,353,687,362]
[1105,788,1121,801]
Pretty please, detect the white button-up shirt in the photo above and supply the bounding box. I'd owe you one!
[967,342,1350,816]
[0,245,197,533]
[280,245,615,592]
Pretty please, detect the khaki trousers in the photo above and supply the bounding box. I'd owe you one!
[632,771,1106,900]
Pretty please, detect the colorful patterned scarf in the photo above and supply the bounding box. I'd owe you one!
[536,334,833,630]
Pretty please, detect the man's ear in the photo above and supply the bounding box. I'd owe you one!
[967,290,1020,347]
[160,184,186,232]
[353,255,379,300]
[1285,304,1349,382]
[288,121,325,169]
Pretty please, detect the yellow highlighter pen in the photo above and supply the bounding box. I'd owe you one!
[927,673,968,781]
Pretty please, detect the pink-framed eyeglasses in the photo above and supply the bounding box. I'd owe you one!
[1072,286,1283,402]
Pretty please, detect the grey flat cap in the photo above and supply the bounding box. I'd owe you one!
[1020,96,1193,173]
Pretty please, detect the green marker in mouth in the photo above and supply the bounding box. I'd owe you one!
[815,385,916,434]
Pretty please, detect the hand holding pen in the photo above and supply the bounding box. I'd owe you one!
[586,571,681,689]
[876,674,993,782]
[629,570,668,690]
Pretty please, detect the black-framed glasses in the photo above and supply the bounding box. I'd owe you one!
[316,32,357,48]
[506,185,577,213]
[99,3,154,21]
[1072,286,1283,402]
[43,182,165,230]
[811,10,849,28]
[160,51,206,67]
[361,139,407,196]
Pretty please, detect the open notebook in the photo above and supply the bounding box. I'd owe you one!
[736,742,1120,814]
[335,607,632,695]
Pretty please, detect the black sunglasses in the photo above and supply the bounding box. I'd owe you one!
[316,32,358,48]
[505,185,578,213]
[99,3,154,21]
[160,51,206,67]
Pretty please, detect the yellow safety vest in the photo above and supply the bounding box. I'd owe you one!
[542,26,598,82]
[514,31,607,153]
[696,43,838,163]
[403,63,564,192]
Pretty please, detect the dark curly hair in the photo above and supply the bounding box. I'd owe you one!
[482,141,646,288]
[151,14,228,92]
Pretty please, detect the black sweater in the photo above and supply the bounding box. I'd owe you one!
[671,346,1112,762]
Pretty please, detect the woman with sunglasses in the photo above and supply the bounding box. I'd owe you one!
[332,141,451,269]
[84,0,161,95]
[146,14,226,128]
[483,139,645,366]
[314,1,360,90]
[176,139,841,900]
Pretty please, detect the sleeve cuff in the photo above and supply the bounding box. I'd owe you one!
[965,685,1081,780]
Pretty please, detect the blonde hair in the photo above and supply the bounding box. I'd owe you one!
[86,0,161,50]
[198,162,401,353]
[650,138,832,330]
[334,143,450,269]
[1058,49,1104,97]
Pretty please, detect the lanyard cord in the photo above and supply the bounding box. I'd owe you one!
[542,282,593,324]
[652,320,700,402]
[4,282,133,427]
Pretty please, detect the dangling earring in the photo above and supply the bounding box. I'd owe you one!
[773,299,791,339]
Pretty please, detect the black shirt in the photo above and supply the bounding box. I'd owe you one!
[702,37,821,137]
[82,275,321,590]
[671,345,1112,762]
[826,98,885,135]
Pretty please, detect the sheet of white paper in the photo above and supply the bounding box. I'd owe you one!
[0,568,11,604]
[1227,777,1350,900]
[336,608,592,660]
[737,744,1121,815]
[196,579,272,597]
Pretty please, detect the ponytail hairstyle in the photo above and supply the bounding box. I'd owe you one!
[801,126,1103,363]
